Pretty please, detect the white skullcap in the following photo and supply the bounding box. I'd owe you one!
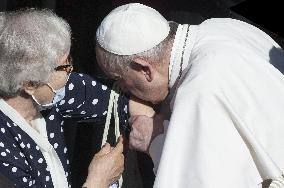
[96,3,170,55]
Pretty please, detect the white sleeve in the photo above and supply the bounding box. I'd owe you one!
[148,120,169,175]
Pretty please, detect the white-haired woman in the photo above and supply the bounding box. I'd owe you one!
[0,9,130,188]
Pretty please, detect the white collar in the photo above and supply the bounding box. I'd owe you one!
[166,24,198,107]
[168,24,197,89]
[0,99,51,151]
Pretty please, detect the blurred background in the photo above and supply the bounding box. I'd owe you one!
[0,0,283,187]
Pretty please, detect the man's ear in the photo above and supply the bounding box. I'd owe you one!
[22,81,37,96]
[131,58,155,82]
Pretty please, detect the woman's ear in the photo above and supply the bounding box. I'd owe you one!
[22,81,38,96]
[132,58,155,82]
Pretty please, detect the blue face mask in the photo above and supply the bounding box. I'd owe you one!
[32,84,66,111]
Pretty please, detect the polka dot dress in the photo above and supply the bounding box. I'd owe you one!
[0,73,129,187]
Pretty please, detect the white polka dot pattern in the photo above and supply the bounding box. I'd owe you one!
[0,73,129,187]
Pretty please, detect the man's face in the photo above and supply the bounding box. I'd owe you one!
[96,46,169,104]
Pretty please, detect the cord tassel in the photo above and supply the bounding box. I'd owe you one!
[102,83,123,188]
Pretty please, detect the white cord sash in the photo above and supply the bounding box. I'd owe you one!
[102,84,123,188]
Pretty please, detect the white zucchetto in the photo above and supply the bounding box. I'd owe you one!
[96,3,170,55]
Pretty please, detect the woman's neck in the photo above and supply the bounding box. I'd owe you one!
[4,95,39,125]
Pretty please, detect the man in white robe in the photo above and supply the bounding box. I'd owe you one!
[95,3,284,188]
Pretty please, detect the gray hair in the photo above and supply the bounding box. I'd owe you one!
[0,12,4,30]
[97,21,178,76]
[0,9,71,97]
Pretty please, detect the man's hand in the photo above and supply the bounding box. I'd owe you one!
[129,115,164,153]
[83,137,124,188]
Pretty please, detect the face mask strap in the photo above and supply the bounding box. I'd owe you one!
[45,83,56,94]
[45,73,71,94]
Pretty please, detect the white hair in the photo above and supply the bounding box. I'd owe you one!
[97,21,178,76]
[0,12,4,29]
[0,9,71,97]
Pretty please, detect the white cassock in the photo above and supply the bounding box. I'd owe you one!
[149,18,284,188]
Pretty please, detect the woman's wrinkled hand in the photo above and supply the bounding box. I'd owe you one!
[82,136,124,188]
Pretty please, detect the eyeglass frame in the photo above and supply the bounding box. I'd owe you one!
[54,55,73,74]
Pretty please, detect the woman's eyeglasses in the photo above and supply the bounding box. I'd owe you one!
[54,56,73,74]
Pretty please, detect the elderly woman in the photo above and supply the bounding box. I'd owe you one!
[0,9,130,188]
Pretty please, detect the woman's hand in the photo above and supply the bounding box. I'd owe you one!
[82,137,124,188]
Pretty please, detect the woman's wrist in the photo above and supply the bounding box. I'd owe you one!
[82,180,106,188]
[129,95,155,117]
[82,174,108,188]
